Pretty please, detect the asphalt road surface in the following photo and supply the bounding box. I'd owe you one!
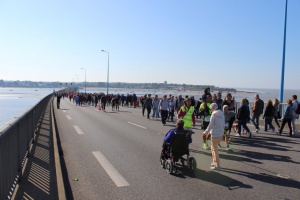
[54,98,300,200]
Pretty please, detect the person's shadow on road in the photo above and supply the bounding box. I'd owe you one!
[173,166,252,190]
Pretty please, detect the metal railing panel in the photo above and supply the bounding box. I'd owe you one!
[0,94,53,200]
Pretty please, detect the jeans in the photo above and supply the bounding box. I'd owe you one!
[251,114,260,129]
[152,107,160,119]
[292,116,299,134]
[161,110,168,124]
[238,119,250,134]
[168,109,174,122]
[279,118,292,135]
[264,117,275,131]
[101,102,106,110]
[146,106,151,119]
[274,116,280,128]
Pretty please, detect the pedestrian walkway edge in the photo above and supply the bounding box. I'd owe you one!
[51,99,67,200]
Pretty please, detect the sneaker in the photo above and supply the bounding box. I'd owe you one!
[255,129,259,133]
[235,133,241,136]
[203,143,209,150]
[210,166,221,170]
[211,162,216,166]
[248,132,252,138]
[226,146,232,151]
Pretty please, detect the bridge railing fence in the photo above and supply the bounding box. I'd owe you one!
[0,94,53,200]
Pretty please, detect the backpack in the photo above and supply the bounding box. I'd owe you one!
[296,101,300,115]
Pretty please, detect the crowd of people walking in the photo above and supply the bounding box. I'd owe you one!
[56,87,300,170]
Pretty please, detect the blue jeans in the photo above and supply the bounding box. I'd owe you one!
[152,107,160,118]
[251,114,260,129]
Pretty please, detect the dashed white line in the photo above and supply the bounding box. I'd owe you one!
[66,115,72,120]
[128,122,147,129]
[74,126,85,134]
[92,151,130,187]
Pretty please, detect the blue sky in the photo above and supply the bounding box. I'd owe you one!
[0,0,299,89]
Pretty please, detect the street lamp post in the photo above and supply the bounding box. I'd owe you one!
[279,0,288,103]
[101,50,110,95]
[81,68,86,93]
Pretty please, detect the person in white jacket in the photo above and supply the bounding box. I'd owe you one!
[203,103,225,170]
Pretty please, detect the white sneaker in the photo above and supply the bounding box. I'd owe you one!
[210,166,221,170]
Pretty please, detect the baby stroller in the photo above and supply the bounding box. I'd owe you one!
[160,130,196,174]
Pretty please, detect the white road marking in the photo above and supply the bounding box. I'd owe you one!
[128,122,147,129]
[66,115,72,120]
[63,110,66,113]
[92,151,130,187]
[74,126,85,134]
[157,133,161,135]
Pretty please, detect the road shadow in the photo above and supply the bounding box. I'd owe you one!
[118,111,132,113]
[104,111,119,114]
[190,149,262,164]
[190,148,300,165]
[222,168,300,189]
[171,165,252,190]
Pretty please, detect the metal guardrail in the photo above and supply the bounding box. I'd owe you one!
[0,94,53,200]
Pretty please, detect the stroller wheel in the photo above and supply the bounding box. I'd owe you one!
[165,160,174,174]
[188,157,197,171]
[160,158,165,168]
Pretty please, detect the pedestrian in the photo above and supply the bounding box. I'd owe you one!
[236,99,252,138]
[144,94,153,119]
[200,94,212,149]
[216,92,223,110]
[94,95,98,108]
[159,95,169,125]
[223,105,236,150]
[132,94,138,108]
[178,97,195,131]
[203,103,225,170]
[75,94,79,106]
[152,95,160,119]
[101,94,106,111]
[115,95,120,111]
[142,94,147,116]
[291,95,299,135]
[56,93,61,109]
[168,96,175,122]
[202,87,211,103]
[221,93,236,137]
[278,99,294,136]
[273,98,281,130]
[251,94,264,132]
[120,94,125,107]
[263,99,276,132]
[175,95,184,113]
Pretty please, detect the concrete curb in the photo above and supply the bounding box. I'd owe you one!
[51,99,67,200]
